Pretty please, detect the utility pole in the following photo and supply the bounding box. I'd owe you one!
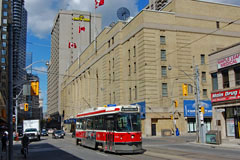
[195,65,205,143]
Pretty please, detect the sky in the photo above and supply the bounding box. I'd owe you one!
[24,0,240,113]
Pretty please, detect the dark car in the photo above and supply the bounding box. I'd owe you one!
[41,130,48,136]
[52,130,65,139]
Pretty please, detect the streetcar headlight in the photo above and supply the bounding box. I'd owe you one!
[131,135,134,139]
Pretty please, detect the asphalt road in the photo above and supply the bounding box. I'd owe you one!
[11,134,240,160]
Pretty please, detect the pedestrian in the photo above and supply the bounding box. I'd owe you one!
[1,132,8,152]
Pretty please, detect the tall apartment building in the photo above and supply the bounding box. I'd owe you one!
[0,0,12,125]
[12,0,27,104]
[60,0,240,136]
[146,0,172,10]
[47,10,102,124]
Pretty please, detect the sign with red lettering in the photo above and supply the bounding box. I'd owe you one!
[218,53,240,69]
[211,88,240,102]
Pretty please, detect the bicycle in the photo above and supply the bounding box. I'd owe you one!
[21,146,28,159]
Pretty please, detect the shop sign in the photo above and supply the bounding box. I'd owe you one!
[184,100,212,117]
[218,53,240,69]
[211,88,240,102]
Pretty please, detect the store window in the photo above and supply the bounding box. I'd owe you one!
[234,66,240,86]
[211,72,218,90]
[222,70,229,88]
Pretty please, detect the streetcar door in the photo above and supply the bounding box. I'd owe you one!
[106,115,114,151]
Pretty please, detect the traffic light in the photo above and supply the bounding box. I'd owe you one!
[24,103,29,111]
[31,81,39,96]
[182,84,188,96]
[12,116,16,123]
[201,106,205,114]
[174,100,178,108]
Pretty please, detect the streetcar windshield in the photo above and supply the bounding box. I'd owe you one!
[116,113,141,132]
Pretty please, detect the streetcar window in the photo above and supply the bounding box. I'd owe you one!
[82,118,87,130]
[87,118,93,129]
[95,116,104,130]
[116,113,141,132]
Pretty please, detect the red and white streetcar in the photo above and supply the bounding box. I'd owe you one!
[75,105,144,153]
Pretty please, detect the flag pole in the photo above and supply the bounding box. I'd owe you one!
[94,1,97,54]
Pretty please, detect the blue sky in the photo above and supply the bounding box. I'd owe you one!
[25,0,239,113]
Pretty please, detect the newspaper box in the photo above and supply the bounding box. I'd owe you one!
[206,130,221,145]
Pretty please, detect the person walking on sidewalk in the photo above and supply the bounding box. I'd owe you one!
[1,132,8,152]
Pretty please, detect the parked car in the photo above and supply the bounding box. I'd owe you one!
[41,130,48,136]
[52,130,65,139]
[47,128,54,134]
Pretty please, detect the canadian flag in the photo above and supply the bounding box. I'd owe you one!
[79,26,86,33]
[69,42,77,48]
[95,0,104,8]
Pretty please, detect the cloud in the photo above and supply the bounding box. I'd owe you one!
[25,0,138,39]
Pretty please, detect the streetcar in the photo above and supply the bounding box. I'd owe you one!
[75,105,144,153]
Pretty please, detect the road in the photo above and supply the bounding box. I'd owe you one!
[12,134,240,160]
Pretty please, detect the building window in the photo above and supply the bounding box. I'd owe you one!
[234,66,240,86]
[2,34,6,40]
[3,19,7,24]
[134,62,136,73]
[202,72,206,82]
[216,21,220,29]
[133,46,136,57]
[211,73,218,90]
[3,11,7,17]
[1,66,6,70]
[2,27,7,32]
[160,36,166,44]
[128,49,130,60]
[109,93,111,104]
[113,58,114,68]
[129,88,132,101]
[109,60,111,71]
[108,40,110,48]
[135,86,137,100]
[2,50,6,55]
[112,37,114,44]
[162,83,168,97]
[222,70,229,88]
[203,89,207,96]
[128,65,131,76]
[2,42,6,48]
[3,4,8,9]
[1,58,6,63]
[161,66,167,77]
[109,74,111,84]
[201,54,205,64]
[161,50,166,61]
[113,92,115,104]
[113,72,115,81]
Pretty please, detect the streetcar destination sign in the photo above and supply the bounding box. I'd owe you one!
[121,107,138,112]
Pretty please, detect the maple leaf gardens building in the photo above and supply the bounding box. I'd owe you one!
[60,0,240,136]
